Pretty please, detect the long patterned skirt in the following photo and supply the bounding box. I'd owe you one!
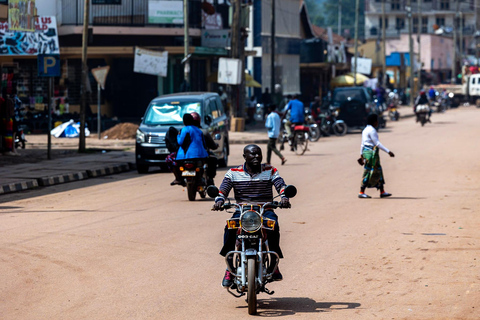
[361,146,385,189]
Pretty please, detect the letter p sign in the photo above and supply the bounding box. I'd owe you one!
[38,54,60,77]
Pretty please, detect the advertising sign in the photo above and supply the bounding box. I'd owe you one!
[351,57,372,75]
[201,29,231,48]
[218,58,242,85]
[134,47,168,77]
[0,16,59,55]
[148,0,183,24]
[8,0,36,32]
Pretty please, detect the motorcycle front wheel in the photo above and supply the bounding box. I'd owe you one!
[308,125,321,142]
[247,257,257,315]
[293,132,308,155]
[332,122,347,136]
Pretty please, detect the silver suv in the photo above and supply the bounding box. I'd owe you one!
[135,92,229,173]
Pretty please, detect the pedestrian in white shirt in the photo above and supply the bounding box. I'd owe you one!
[265,104,286,165]
[357,113,395,198]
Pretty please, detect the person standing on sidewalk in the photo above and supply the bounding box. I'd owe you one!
[357,113,394,198]
[265,104,286,165]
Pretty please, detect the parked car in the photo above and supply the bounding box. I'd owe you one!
[330,87,386,129]
[135,92,229,173]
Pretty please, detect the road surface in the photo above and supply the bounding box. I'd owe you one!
[0,107,479,319]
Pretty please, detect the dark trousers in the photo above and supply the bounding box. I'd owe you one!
[267,138,283,164]
[220,210,283,259]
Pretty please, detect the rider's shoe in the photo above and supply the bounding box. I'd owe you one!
[271,269,283,281]
[222,270,234,287]
[358,192,371,198]
[380,192,392,198]
[170,179,186,186]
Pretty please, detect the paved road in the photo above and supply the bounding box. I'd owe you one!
[0,107,479,319]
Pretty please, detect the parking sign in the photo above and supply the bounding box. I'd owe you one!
[38,54,60,77]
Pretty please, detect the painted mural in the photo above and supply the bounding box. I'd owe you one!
[0,16,59,55]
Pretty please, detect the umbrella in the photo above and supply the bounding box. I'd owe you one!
[50,120,90,138]
[331,73,369,88]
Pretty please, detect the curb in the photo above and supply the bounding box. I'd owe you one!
[38,171,89,187]
[0,180,39,194]
[0,162,135,195]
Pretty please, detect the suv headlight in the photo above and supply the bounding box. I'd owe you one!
[241,210,262,232]
[136,129,145,143]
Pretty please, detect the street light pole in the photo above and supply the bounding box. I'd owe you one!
[183,0,190,89]
[417,0,422,93]
[381,0,386,87]
[407,0,414,106]
[353,0,359,84]
[452,0,459,83]
[270,0,275,98]
[79,0,90,153]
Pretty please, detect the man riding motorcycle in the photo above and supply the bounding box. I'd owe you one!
[212,144,291,287]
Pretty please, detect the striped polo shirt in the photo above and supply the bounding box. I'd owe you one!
[215,163,287,204]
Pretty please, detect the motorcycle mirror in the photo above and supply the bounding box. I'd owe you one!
[283,185,297,198]
[207,185,219,198]
[213,133,221,141]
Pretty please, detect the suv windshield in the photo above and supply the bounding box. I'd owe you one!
[144,100,202,125]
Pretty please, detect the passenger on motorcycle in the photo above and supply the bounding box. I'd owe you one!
[282,94,305,149]
[190,111,218,186]
[212,144,290,287]
[170,113,209,185]
[414,90,432,122]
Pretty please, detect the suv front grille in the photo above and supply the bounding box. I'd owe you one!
[147,134,165,144]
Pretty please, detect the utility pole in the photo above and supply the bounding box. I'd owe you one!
[353,0,359,84]
[459,11,463,73]
[338,0,342,36]
[231,0,245,123]
[452,0,459,83]
[381,0,386,87]
[417,0,422,93]
[183,0,190,89]
[79,0,90,152]
[270,0,275,99]
[407,0,414,105]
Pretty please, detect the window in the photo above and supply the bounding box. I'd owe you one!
[396,17,405,30]
[205,98,219,120]
[440,0,449,9]
[436,16,445,27]
[214,98,224,118]
[370,27,378,36]
[379,17,389,29]
[422,17,428,33]
[413,17,419,33]
[391,0,400,10]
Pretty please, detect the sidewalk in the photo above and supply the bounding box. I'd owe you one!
[0,104,416,196]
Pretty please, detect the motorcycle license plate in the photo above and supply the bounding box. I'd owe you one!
[155,148,169,155]
[182,171,196,176]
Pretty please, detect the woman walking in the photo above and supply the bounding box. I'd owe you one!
[357,114,395,198]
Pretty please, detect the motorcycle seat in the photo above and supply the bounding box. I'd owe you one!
[293,125,310,132]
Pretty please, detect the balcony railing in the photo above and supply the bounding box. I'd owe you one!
[62,0,202,28]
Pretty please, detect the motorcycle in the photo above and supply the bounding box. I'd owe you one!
[415,104,430,126]
[14,105,27,149]
[178,159,208,201]
[304,109,321,142]
[207,184,297,315]
[317,107,347,136]
[277,120,309,155]
[387,92,400,121]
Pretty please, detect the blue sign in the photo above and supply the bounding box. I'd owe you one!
[38,54,60,77]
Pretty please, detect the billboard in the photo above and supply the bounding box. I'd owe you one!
[134,47,168,77]
[201,29,230,48]
[8,0,36,32]
[0,16,59,55]
[148,0,183,24]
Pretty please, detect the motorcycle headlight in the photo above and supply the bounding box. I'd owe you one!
[241,210,262,233]
[136,129,145,143]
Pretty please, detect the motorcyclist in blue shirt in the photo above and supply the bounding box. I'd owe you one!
[282,94,305,149]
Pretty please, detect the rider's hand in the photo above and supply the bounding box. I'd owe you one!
[357,157,364,166]
[388,151,395,157]
[212,200,224,211]
[280,197,290,208]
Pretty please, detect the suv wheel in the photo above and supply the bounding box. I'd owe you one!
[218,144,228,167]
[137,163,149,174]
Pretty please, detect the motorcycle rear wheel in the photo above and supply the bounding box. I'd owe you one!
[293,132,308,155]
[247,257,257,315]
[186,182,197,201]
